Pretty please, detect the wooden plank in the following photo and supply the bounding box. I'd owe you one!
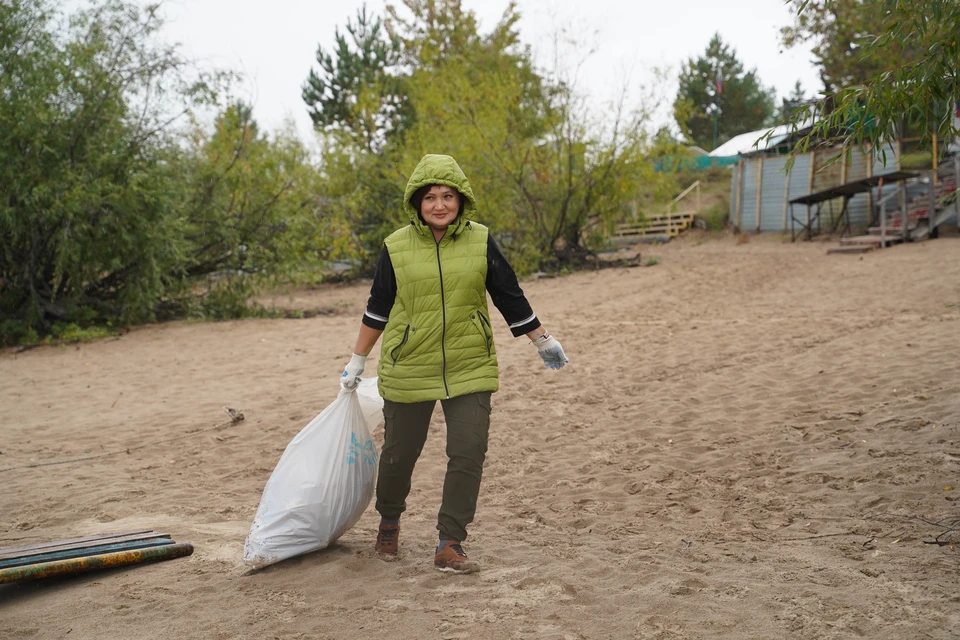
[0,531,161,561]
[0,537,174,569]
[839,236,884,246]
[616,221,690,232]
[617,221,690,230]
[827,246,874,255]
[644,213,694,222]
[755,156,764,233]
[616,227,687,235]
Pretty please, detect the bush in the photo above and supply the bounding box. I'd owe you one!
[701,197,731,231]
[0,1,336,346]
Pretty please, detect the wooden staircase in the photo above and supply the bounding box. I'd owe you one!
[611,181,701,244]
[833,158,959,253]
[613,212,696,243]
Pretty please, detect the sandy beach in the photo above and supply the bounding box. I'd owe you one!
[2,232,958,639]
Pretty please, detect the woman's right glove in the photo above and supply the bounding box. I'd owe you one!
[340,353,367,390]
[532,332,568,369]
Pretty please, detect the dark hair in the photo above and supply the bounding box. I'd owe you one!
[410,184,465,217]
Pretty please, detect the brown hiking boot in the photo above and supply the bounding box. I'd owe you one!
[434,540,480,574]
[374,521,400,560]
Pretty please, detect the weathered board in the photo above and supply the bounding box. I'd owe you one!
[0,530,164,561]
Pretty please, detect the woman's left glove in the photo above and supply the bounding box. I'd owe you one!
[532,333,568,369]
[340,354,367,390]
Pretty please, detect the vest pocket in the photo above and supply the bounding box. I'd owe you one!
[390,325,412,365]
[470,311,493,357]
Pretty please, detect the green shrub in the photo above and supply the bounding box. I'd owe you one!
[701,197,731,231]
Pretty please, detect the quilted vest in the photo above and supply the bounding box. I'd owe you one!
[376,221,500,403]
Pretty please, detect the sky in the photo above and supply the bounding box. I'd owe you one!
[134,0,821,141]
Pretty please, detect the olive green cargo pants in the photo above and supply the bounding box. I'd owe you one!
[375,392,491,542]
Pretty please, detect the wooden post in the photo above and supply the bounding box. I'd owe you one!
[880,200,887,246]
[932,132,939,186]
[806,152,815,236]
[730,160,743,226]
[781,161,791,232]
[755,156,764,233]
[866,146,874,226]
[955,156,960,227]
[735,160,745,232]
[839,148,848,231]
[901,179,909,241]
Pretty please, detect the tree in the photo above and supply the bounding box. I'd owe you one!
[302,5,412,153]
[0,0,331,344]
[779,81,809,122]
[782,0,959,155]
[673,33,777,150]
[172,104,327,318]
[0,0,208,341]
[387,1,655,270]
[310,0,662,274]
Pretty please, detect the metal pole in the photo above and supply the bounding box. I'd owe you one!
[0,543,194,584]
[713,90,720,151]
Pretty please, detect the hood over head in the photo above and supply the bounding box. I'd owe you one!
[403,154,477,237]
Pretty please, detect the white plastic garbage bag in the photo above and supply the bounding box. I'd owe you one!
[243,377,383,569]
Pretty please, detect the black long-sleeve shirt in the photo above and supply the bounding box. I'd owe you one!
[362,235,540,337]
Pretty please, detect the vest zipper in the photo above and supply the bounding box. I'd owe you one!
[435,237,450,398]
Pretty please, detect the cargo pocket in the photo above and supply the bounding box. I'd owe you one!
[476,392,492,416]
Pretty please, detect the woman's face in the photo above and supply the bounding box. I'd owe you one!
[419,185,460,234]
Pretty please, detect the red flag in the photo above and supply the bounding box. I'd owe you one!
[716,69,723,95]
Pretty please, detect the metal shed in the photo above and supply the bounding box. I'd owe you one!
[730,144,900,233]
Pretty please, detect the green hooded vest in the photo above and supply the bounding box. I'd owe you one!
[376,155,499,403]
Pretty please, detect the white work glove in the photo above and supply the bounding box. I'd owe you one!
[532,332,568,369]
[340,353,367,390]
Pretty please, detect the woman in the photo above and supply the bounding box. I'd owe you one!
[340,154,568,574]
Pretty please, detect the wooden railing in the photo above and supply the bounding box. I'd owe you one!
[612,181,703,242]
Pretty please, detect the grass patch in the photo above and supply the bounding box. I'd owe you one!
[645,257,661,267]
[701,197,730,231]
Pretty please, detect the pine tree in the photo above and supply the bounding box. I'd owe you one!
[673,33,777,151]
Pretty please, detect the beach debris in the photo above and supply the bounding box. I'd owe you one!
[0,530,193,584]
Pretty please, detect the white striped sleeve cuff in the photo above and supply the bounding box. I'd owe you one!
[508,313,537,330]
[364,310,389,323]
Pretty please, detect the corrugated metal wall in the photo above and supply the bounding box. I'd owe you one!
[731,144,901,233]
